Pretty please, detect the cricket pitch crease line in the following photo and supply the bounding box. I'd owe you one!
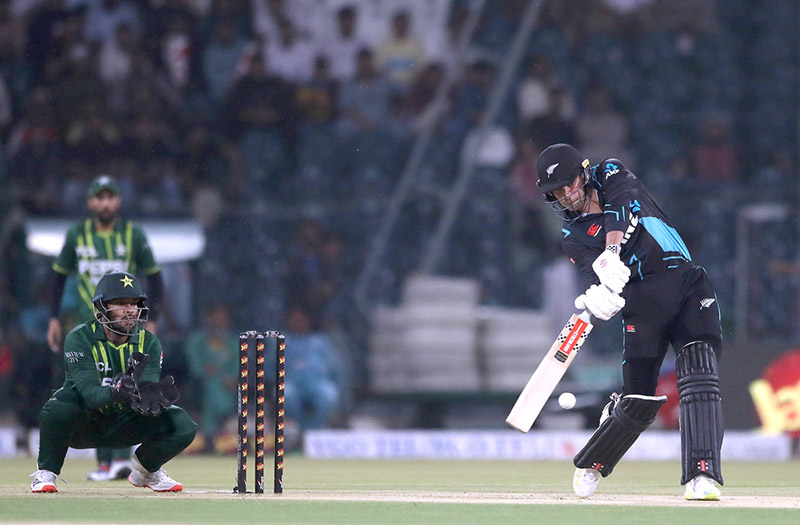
[87,490,800,508]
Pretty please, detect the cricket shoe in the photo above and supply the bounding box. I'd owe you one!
[684,474,721,501]
[573,467,601,498]
[87,465,111,481]
[128,454,183,492]
[30,470,58,493]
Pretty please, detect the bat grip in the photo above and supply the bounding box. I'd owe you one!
[578,310,592,323]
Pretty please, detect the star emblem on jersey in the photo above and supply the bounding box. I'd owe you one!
[120,275,134,288]
[699,298,716,310]
[546,163,559,175]
[116,244,127,257]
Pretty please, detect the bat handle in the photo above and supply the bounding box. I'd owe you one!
[578,310,592,323]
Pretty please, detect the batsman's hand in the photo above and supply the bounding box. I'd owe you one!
[130,376,180,417]
[575,284,625,321]
[591,246,630,295]
[109,373,138,404]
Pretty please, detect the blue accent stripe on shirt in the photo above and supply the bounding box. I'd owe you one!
[640,217,692,261]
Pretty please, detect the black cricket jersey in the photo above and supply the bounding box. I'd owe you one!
[561,158,693,284]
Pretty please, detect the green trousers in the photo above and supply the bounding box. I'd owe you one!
[38,387,197,475]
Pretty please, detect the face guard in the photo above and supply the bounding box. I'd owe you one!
[543,169,592,221]
[92,271,149,336]
[93,299,149,336]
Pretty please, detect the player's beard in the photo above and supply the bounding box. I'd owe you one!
[95,210,117,227]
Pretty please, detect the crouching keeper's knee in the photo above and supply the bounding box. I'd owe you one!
[573,393,666,477]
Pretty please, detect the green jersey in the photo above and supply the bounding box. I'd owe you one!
[62,321,163,415]
[52,218,159,323]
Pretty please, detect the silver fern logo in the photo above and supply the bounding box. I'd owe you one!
[700,298,716,310]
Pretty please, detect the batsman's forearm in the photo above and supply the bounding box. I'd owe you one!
[605,230,624,249]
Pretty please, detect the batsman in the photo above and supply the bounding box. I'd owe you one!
[31,272,197,493]
[536,144,724,501]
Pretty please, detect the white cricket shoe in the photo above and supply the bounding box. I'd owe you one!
[87,466,111,481]
[128,454,183,492]
[30,470,58,493]
[684,474,721,501]
[573,467,601,498]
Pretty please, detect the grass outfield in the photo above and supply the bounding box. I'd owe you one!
[0,455,798,524]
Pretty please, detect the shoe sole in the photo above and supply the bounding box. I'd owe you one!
[685,493,720,501]
[32,486,57,493]
[129,477,183,492]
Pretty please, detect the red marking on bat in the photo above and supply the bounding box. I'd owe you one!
[559,319,588,357]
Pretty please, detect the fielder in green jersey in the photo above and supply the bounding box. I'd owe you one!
[31,272,197,493]
[46,175,164,481]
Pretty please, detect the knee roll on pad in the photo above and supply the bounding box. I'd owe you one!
[677,341,724,485]
[573,394,667,477]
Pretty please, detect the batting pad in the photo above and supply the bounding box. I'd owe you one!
[677,341,724,485]
[573,394,667,477]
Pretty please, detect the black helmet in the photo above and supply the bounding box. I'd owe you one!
[92,271,149,336]
[536,143,592,220]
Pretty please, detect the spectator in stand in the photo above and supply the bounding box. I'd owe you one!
[406,61,445,132]
[376,10,426,91]
[283,304,344,431]
[25,0,70,81]
[0,0,25,63]
[285,220,343,329]
[516,55,575,126]
[264,18,316,84]
[97,22,137,88]
[336,48,390,138]
[575,83,632,165]
[5,86,64,214]
[322,5,368,82]
[64,97,121,170]
[185,302,239,453]
[202,16,248,102]
[528,85,577,151]
[295,56,337,125]
[83,0,141,45]
[692,114,737,183]
[222,52,295,139]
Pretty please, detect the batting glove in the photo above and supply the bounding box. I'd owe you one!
[591,246,631,295]
[575,284,625,321]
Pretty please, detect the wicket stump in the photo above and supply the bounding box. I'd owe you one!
[235,330,285,494]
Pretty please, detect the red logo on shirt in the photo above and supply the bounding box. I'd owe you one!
[626,324,636,333]
[587,223,602,236]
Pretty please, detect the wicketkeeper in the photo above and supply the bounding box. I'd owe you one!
[31,271,197,493]
[536,144,724,501]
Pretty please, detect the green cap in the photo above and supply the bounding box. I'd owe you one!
[87,175,120,197]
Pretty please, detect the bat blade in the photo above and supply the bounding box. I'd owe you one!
[505,311,593,432]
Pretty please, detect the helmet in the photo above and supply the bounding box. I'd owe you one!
[536,143,591,220]
[92,271,149,336]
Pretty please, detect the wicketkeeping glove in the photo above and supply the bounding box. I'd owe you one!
[591,246,631,295]
[130,376,180,417]
[109,373,138,404]
[575,284,625,321]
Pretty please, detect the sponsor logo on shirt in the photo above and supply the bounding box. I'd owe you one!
[587,223,602,237]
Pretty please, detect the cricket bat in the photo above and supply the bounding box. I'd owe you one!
[505,310,593,432]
